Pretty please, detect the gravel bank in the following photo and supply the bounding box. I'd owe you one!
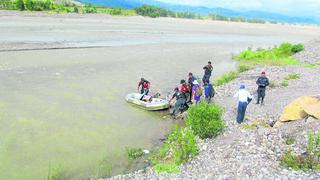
[104,40,320,180]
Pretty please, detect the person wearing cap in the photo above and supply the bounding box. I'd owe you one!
[256,72,269,105]
[202,61,213,84]
[234,84,253,124]
[187,72,197,102]
[191,80,202,104]
[138,78,150,95]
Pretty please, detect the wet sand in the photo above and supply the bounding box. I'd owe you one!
[0,10,320,180]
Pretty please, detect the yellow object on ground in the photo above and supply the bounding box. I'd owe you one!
[304,102,320,119]
[279,96,319,122]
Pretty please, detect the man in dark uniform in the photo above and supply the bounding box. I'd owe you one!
[169,87,187,115]
[202,61,213,84]
[187,72,196,103]
[256,72,269,105]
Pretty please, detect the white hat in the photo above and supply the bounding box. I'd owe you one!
[193,80,199,85]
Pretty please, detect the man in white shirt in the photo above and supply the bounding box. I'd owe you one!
[233,84,253,124]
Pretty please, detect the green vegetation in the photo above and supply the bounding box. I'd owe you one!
[187,102,225,139]
[236,43,304,66]
[281,73,300,87]
[150,126,198,173]
[126,147,144,160]
[213,71,239,86]
[0,1,269,23]
[281,131,320,171]
[0,0,135,15]
[284,74,300,81]
[285,137,295,145]
[238,63,252,73]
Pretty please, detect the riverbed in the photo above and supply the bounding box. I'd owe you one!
[0,10,319,180]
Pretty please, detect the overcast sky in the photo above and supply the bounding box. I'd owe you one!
[157,0,320,18]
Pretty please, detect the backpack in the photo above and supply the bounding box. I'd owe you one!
[196,86,203,96]
[208,84,215,97]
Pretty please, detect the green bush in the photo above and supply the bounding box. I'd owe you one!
[125,147,144,160]
[187,102,225,139]
[15,0,25,10]
[213,71,239,86]
[291,43,304,53]
[150,127,198,173]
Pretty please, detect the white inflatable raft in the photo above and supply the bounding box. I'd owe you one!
[125,93,170,111]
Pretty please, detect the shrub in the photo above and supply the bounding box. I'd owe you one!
[291,43,304,53]
[187,102,225,139]
[125,147,144,160]
[15,0,25,10]
[213,71,239,86]
[281,131,320,171]
[150,127,198,173]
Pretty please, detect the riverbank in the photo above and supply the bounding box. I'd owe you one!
[106,40,320,179]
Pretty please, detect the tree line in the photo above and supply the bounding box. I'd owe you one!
[0,1,267,24]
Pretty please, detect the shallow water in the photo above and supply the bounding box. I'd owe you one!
[1,14,320,180]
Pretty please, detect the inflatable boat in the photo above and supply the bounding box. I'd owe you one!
[125,93,170,111]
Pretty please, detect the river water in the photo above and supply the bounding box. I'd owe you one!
[0,13,319,180]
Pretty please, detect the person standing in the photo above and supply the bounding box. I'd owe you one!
[138,78,150,95]
[256,72,269,105]
[202,61,213,84]
[191,80,202,104]
[234,84,253,124]
[187,72,197,103]
[204,80,215,103]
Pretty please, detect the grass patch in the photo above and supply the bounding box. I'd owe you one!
[236,43,304,66]
[126,147,144,160]
[243,124,257,130]
[187,102,225,139]
[213,71,239,86]
[281,131,320,171]
[284,74,300,81]
[238,63,252,73]
[281,73,300,87]
[154,163,180,173]
[281,80,289,87]
[285,137,295,145]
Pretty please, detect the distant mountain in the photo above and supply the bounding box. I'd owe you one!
[77,0,319,24]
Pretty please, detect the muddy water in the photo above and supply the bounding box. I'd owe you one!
[1,13,320,180]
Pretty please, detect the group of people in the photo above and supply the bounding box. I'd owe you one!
[169,70,215,115]
[137,61,270,124]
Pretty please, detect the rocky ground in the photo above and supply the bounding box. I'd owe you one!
[104,40,320,180]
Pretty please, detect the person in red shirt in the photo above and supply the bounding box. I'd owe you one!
[138,78,150,95]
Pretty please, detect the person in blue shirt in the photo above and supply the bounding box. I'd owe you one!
[234,84,253,124]
[204,80,215,103]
